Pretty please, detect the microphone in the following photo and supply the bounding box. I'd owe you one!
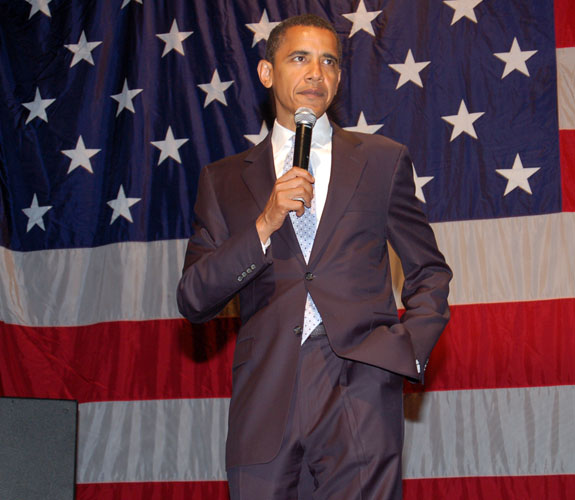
[293,107,317,170]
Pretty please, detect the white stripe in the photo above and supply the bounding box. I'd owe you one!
[431,212,575,306]
[75,386,575,483]
[2,212,574,326]
[0,239,188,326]
[403,385,575,479]
[557,47,575,130]
[76,398,229,483]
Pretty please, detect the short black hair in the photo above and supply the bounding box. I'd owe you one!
[265,14,342,64]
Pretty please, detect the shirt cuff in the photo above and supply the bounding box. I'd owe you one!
[261,238,271,254]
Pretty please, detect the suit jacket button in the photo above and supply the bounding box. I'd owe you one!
[304,272,314,281]
[237,275,243,282]
[293,326,302,335]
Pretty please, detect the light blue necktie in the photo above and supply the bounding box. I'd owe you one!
[283,139,322,343]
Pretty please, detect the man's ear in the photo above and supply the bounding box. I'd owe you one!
[257,59,273,89]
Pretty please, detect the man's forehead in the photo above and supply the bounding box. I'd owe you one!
[279,25,339,51]
[286,48,338,58]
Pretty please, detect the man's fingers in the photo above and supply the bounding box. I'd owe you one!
[275,179,313,208]
[282,195,309,212]
[256,170,315,241]
[287,188,312,208]
[293,204,306,217]
[278,166,314,184]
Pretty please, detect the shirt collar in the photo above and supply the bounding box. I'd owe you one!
[271,112,332,154]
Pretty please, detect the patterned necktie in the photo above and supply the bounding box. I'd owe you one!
[283,138,323,343]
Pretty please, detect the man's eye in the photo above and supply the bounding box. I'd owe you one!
[323,58,336,66]
[293,55,305,62]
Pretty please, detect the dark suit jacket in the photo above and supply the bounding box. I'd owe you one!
[177,123,452,468]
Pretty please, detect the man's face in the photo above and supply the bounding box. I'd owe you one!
[258,25,341,130]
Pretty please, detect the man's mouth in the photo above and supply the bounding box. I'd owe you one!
[299,88,326,98]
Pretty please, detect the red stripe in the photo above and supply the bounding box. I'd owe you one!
[2,299,574,402]
[554,0,575,48]
[404,475,575,500]
[77,476,575,500]
[561,130,575,212]
[76,481,229,500]
[0,318,238,402]
[406,298,575,392]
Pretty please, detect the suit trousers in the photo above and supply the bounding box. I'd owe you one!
[227,335,404,499]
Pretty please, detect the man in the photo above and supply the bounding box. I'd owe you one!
[177,14,452,499]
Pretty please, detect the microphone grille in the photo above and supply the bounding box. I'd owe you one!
[294,107,317,127]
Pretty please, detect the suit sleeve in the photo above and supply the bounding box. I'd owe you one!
[385,147,452,382]
[177,165,273,324]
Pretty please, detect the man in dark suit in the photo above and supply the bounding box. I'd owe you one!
[177,14,451,499]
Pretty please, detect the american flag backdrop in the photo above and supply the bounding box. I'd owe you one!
[1,0,574,498]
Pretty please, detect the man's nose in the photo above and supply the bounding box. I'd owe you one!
[306,59,324,81]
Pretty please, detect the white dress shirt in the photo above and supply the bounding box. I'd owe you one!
[271,112,333,221]
[260,113,333,253]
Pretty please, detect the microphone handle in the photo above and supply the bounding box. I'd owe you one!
[293,123,312,170]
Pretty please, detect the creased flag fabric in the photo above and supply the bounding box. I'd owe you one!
[0,1,574,499]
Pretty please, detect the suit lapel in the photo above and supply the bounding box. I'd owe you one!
[309,124,365,267]
[241,134,275,212]
[241,134,305,264]
[240,123,366,268]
